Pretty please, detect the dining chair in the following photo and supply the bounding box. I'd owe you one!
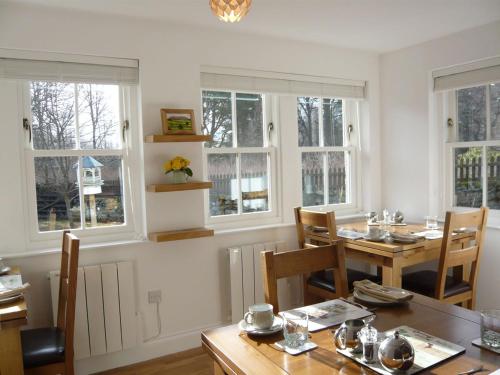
[21,230,80,375]
[294,207,380,303]
[403,207,488,310]
[261,244,349,314]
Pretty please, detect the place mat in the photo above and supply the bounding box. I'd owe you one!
[274,339,318,355]
[471,337,500,354]
[338,325,466,375]
[283,299,373,332]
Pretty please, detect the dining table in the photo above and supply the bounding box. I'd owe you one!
[310,221,476,288]
[202,294,499,374]
[0,266,28,375]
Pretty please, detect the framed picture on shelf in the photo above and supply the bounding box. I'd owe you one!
[161,108,195,135]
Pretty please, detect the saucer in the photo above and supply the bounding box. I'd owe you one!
[0,266,11,275]
[238,316,283,336]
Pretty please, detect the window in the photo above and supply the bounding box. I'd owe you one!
[201,90,276,223]
[297,97,357,208]
[446,83,500,210]
[23,81,138,239]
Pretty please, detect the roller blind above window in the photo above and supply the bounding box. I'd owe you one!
[200,66,366,99]
[433,56,500,91]
[0,49,139,85]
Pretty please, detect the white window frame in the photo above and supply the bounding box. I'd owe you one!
[201,90,280,227]
[19,80,144,246]
[443,83,500,218]
[297,97,361,213]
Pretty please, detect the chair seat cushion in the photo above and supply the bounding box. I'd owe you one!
[308,268,382,293]
[21,327,65,369]
[402,270,471,298]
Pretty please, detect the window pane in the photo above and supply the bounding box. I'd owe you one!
[457,86,486,141]
[302,152,324,206]
[208,154,238,216]
[31,82,76,150]
[323,99,343,146]
[454,147,483,208]
[328,151,347,204]
[34,156,80,231]
[236,93,264,147]
[487,146,500,209]
[202,91,232,148]
[297,97,319,147]
[82,155,125,228]
[78,84,121,149]
[490,83,500,140]
[241,153,269,213]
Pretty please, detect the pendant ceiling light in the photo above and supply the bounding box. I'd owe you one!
[209,0,252,23]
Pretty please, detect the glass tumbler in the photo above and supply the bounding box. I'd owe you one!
[425,215,438,229]
[280,311,308,348]
[481,309,500,348]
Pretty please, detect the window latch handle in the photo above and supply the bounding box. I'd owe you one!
[122,120,130,143]
[23,117,31,143]
[267,121,274,143]
[447,118,454,127]
[347,124,354,141]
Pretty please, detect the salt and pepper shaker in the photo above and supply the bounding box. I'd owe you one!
[357,324,378,363]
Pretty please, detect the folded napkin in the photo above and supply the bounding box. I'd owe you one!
[353,280,413,302]
[389,232,424,243]
[0,283,30,299]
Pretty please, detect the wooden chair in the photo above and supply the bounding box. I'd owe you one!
[261,244,349,314]
[403,207,488,310]
[21,231,80,375]
[294,207,380,303]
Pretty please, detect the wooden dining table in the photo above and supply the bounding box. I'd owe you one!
[0,267,28,375]
[310,221,476,288]
[202,294,499,374]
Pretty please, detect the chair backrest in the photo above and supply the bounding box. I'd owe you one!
[294,207,337,248]
[261,244,348,313]
[56,230,80,363]
[436,207,488,303]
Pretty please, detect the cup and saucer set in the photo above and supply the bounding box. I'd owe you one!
[238,303,283,336]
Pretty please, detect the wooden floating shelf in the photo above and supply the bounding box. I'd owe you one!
[149,227,214,242]
[145,134,212,143]
[147,181,213,192]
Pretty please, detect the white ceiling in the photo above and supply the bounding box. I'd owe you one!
[4,0,500,52]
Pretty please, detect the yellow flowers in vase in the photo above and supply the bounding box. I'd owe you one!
[163,156,193,184]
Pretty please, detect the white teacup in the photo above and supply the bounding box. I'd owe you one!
[244,303,274,330]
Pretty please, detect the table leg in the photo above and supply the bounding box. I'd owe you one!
[213,360,225,375]
[0,326,24,375]
[382,258,402,288]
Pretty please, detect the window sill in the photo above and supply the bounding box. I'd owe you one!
[213,212,366,236]
[0,238,148,259]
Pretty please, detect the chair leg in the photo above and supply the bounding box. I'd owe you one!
[466,298,475,310]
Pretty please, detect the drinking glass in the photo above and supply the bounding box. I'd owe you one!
[425,215,438,229]
[481,309,500,348]
[281,311,308,348]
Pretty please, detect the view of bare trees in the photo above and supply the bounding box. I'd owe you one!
[31,81,123,231]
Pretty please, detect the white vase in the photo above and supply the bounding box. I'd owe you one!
[170,170,188,184]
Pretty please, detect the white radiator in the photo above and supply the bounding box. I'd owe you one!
[228,240,301,323]
[49,261,137,359]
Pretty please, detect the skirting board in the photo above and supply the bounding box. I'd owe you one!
[75,321,224,375]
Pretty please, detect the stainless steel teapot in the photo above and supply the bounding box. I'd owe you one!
[378,330,415,371]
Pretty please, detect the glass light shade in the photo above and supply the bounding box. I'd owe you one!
[210,0,252,23]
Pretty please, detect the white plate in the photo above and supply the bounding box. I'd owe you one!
[353,289,412,307]
[0,293,22,305]
[238,316,283,336]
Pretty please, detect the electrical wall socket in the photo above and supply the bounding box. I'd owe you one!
[148,290,162,304]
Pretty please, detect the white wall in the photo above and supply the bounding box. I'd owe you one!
[380,20,500,310]
[0,3,381,373]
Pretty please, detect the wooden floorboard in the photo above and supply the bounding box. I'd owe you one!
[93,347,214,375]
